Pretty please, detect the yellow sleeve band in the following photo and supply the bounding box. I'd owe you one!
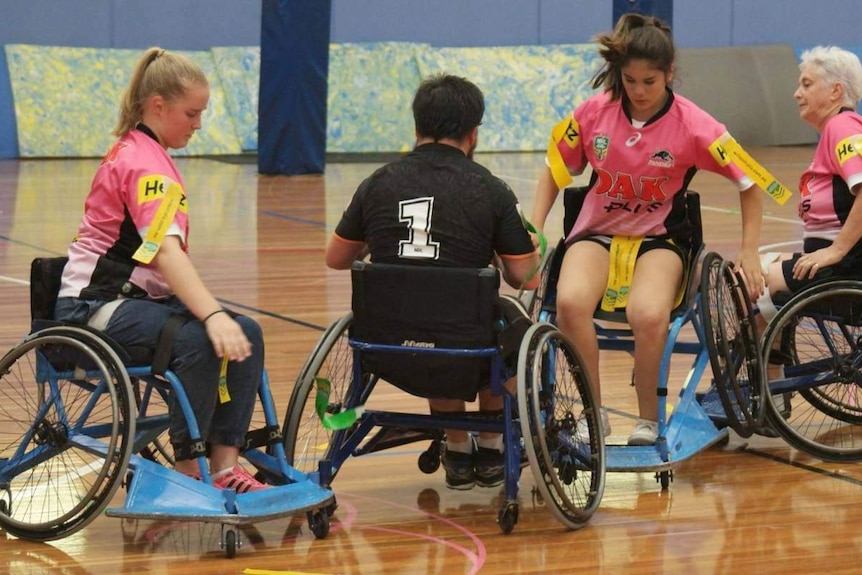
[708,132,792,205]
[132,181,184,264]
[546,117,579,190]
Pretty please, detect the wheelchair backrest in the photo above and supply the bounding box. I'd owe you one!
[350,261,500,349]
[30,256,69,321]
[28,256,153,369]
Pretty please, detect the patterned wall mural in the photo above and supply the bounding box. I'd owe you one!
[4,42,602,157]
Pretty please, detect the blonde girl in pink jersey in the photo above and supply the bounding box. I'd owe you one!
[530,14,764,445]
[55,48,268,492]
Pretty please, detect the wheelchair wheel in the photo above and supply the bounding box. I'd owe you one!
[524,246,557,323]
[283,314,358,477]
[699,252,766,437]
[0,326,134,541]
[760,280,862,461]
[517,322,605,530]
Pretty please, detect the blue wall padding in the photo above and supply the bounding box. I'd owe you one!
[258,0,331,175]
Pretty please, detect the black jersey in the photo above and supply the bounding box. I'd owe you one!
[335,143,534,267]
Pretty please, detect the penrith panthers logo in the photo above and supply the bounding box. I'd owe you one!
[648,149,675,168]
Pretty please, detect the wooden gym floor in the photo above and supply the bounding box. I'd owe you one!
[1,147,861,574]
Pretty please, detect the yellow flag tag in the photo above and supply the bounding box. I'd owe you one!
[602,235,643,312]
[708,132,792,205]
[218,355,231,403]
[132,181,184,264]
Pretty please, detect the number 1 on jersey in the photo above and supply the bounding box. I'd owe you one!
[398,197,440,259]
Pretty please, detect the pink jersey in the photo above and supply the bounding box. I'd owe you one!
[798,109,862,240]
[59,129,189,300]
[549,91,750,242]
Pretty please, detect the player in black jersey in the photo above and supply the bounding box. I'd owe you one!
[326,74,539,490]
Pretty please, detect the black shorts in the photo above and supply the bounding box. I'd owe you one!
[575,235,687,267]
[782,238,862,293]
[573,235,690,312]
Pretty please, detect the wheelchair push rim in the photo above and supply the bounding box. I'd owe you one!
[760,280,862,461]
[0,327,135,541]
[699,252,767,437]
[517,322,605,530]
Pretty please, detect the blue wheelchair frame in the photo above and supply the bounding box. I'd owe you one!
[283,261,606,532]
[328,336,524,527]
[0,257,334,557]
[534,189,749,486]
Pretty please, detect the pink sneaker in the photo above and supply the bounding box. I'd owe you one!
[211,465,269,493]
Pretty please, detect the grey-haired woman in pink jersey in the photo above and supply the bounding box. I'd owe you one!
[757,46,862,318]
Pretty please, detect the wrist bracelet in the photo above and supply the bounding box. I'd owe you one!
[203,309,227,323]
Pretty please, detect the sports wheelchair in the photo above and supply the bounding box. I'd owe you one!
[0,257,334,558]
[527,187,767,488]
[282,261,606,533]
[759,268,862,462]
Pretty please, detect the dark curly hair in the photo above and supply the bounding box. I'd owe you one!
[590,13,675,101]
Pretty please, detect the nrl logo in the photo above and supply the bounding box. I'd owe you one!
[593,135,609,160]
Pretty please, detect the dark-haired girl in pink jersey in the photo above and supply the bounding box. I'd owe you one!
[530,14,764,446]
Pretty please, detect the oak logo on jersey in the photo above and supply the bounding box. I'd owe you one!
[648,149,675,168]
[593,135,610,161]
[593,168,669,202]
[136,175,188,212]
[835,136,861,165]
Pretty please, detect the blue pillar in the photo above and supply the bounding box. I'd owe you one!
[613,0,673,28]
[0,48,19,159]
[258,0,331,175]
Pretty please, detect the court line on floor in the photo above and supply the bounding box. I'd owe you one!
[741,446,862,487]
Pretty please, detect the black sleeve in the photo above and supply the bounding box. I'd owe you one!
[333,179,369,242]
[491,179,535,257]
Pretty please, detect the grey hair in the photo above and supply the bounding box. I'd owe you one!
[799,46,862,108]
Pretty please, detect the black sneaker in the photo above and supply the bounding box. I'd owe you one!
[441,446,475,490]
[475,447,504,488]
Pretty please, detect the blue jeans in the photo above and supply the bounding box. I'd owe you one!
[55,296,264,457]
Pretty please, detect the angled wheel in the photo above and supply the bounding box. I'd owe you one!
[283,314,361,478]
[760,280,862,461]
[0,326,134,541]
[699,252,766,436]
[524,245,558,323]
[517,323,605,529]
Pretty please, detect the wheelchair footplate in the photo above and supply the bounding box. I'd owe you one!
[105,454,334,525]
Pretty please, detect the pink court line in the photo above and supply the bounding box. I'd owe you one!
[335,491,486,575]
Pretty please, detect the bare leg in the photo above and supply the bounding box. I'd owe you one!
[625,249,683,421]
[429,398,468,443]
[555,242,609,408]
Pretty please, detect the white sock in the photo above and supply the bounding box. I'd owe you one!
[211,466,235,480]
[446,439,473,455]
[477,435,504,453]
